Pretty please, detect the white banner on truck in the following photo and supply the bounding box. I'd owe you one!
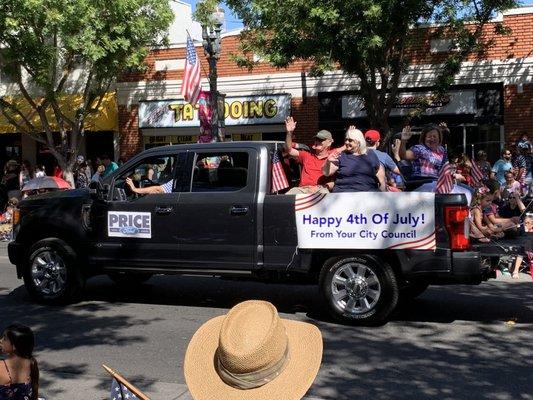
[295,192,435,250]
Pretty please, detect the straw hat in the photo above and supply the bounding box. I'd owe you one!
[184,300,323,400]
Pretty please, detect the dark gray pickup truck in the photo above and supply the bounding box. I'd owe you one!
[8,142,505,325]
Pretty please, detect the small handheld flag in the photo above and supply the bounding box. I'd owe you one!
[435,162,454,194]
[103,364,150,400]
[271,150,289,193]
[470,160,484,187]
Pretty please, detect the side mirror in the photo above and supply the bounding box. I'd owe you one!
[89,181,109,200]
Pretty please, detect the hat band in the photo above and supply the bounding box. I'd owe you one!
[216,345,290,390]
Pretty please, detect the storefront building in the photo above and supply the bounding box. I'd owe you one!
[117,6,533,163]
[0,92,119,174]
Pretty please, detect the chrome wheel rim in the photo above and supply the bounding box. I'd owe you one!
[31,250,67,296]
[331,262,381,315]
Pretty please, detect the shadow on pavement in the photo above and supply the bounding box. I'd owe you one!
[2,275,532,400]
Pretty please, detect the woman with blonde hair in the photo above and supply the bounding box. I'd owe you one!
[323,127,385,192]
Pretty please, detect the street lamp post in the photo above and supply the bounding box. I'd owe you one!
[202,7,225,142]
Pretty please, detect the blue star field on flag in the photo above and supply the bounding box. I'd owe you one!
[110,378,139,400]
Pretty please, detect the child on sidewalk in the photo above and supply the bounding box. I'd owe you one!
[0,324,39,400]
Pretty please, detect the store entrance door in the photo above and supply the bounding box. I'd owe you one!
[447,124,502,162]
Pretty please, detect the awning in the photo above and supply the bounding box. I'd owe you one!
[0,92,118,133]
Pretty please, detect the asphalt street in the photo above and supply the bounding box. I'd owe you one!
[1,242,532,400]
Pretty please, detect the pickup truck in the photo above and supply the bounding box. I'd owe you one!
[7,142,503,325]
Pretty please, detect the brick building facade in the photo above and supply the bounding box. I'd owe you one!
[117,6,533,163]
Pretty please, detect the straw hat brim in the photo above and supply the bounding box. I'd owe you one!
[184,316,323,400]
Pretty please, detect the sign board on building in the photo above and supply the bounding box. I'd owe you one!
[232,133,262,141]
[341,90,477,119]
[143,135,199,145]
[139,95,291,128]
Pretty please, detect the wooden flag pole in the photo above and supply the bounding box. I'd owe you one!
[102,364,151,400]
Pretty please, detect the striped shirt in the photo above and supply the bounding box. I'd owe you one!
[161,180,173,193]
[411,144,447,179]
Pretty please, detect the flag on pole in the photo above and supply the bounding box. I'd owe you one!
[103,365,150,400]
[181,35,202,106]
[470,160,484,187]
[435,162,454,194]
[110,378,139,400]
[271,150,289,193]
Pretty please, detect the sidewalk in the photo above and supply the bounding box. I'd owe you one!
[39,371,325,400]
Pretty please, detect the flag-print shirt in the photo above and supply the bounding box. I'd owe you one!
[410,144,447,179]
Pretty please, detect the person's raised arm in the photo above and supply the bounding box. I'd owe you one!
[376,165,386,191]
[392,138,402,162]
[126,177,165,194]
[514,191,526,213]
[322,152,340,177]
[284,117,300,157]
[398,126,416,161]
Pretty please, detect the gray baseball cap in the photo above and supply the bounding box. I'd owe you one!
[314,129,333,140]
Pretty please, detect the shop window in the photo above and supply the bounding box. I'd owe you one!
[191,152,248,192]
[430,39,457,53]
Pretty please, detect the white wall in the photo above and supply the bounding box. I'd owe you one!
[167,0,203,45]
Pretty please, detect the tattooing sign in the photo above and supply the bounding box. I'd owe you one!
[295,193,435,250]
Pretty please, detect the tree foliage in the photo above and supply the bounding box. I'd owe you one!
[0,0,173,180]
[225,0,517,135]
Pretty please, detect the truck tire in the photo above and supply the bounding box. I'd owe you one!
[22,238,84,304]
[400,281,429,300]
[319,255,399,326]
[108,272,153,286]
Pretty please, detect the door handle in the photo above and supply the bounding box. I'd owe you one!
[230,206,249,216]
[155,206,173,215]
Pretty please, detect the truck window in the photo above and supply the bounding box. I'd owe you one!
[112,154,176,200]
[191,152,248,192]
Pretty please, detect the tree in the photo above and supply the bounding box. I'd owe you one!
[221,0,517,139]
[0,0,173,184]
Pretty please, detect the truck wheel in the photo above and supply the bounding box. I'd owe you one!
[400,281,429,300]
[319,255,399,325]
[108,272,153,286]
[23,238,84,304]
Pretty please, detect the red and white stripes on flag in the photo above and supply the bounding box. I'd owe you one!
[181,35,202,106]
[271,150,289,193]
[435,162,454,194]
[470,160,484,187]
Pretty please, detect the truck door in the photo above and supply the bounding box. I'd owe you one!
[176,149,257,269]
[90,151,188,268]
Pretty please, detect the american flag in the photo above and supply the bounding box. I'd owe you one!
[471,160,484,187]
[110,378,139,400]
[271,150,289,192]
[181,35,202,105]
[435,162,454,194]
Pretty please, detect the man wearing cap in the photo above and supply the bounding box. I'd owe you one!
[364,129,402,178]
[284,116,336,194]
